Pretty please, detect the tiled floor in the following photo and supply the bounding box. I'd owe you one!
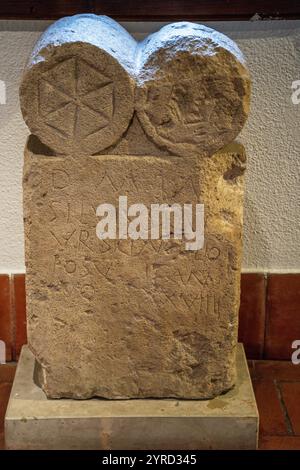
[249,360,300,449]
[0,363,16,450]
[0,360,300,450]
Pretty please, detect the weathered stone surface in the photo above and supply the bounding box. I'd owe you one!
[20,16,250,158]
[24,136,245,399]
[135,22,250,158]
[20,15,136,155]
[21,16,250,400]
[5,344,258,450]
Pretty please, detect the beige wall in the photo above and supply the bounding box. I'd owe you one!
[0,19,299,273]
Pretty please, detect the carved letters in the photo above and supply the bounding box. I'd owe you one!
[22,15,249,399]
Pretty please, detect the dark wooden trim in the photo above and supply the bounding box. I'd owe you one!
[0,1,299,21]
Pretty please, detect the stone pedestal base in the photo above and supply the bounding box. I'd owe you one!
[5,344,258,450]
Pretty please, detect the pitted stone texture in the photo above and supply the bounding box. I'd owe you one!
[20,16,250,158]
[23,138,245,399]
[21,16,250,399]
[5,345,258,450]
[20,15,136,155]
[136,22,250,158]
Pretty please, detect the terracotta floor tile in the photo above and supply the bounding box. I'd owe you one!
[0,383,12,424]
[259,435,300,450]
[238,273,266,359]
[252,379,287,436]
[253,361,300,381]
[280,382,300,435]
[247,360,256,381]
[0,364,16,384]
[0,431,4,450]
[265,274,300,360]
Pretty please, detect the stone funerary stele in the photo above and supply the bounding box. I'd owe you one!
[20,14,251,399]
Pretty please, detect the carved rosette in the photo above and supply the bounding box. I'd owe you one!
[20,15,250,158]
[21,15,250,400]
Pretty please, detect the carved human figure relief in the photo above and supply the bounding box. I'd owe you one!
[135,22,250,157]
[20,15,250,158]
[21,15,250,399]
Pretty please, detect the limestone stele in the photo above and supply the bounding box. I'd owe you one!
[21,14,251,399]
